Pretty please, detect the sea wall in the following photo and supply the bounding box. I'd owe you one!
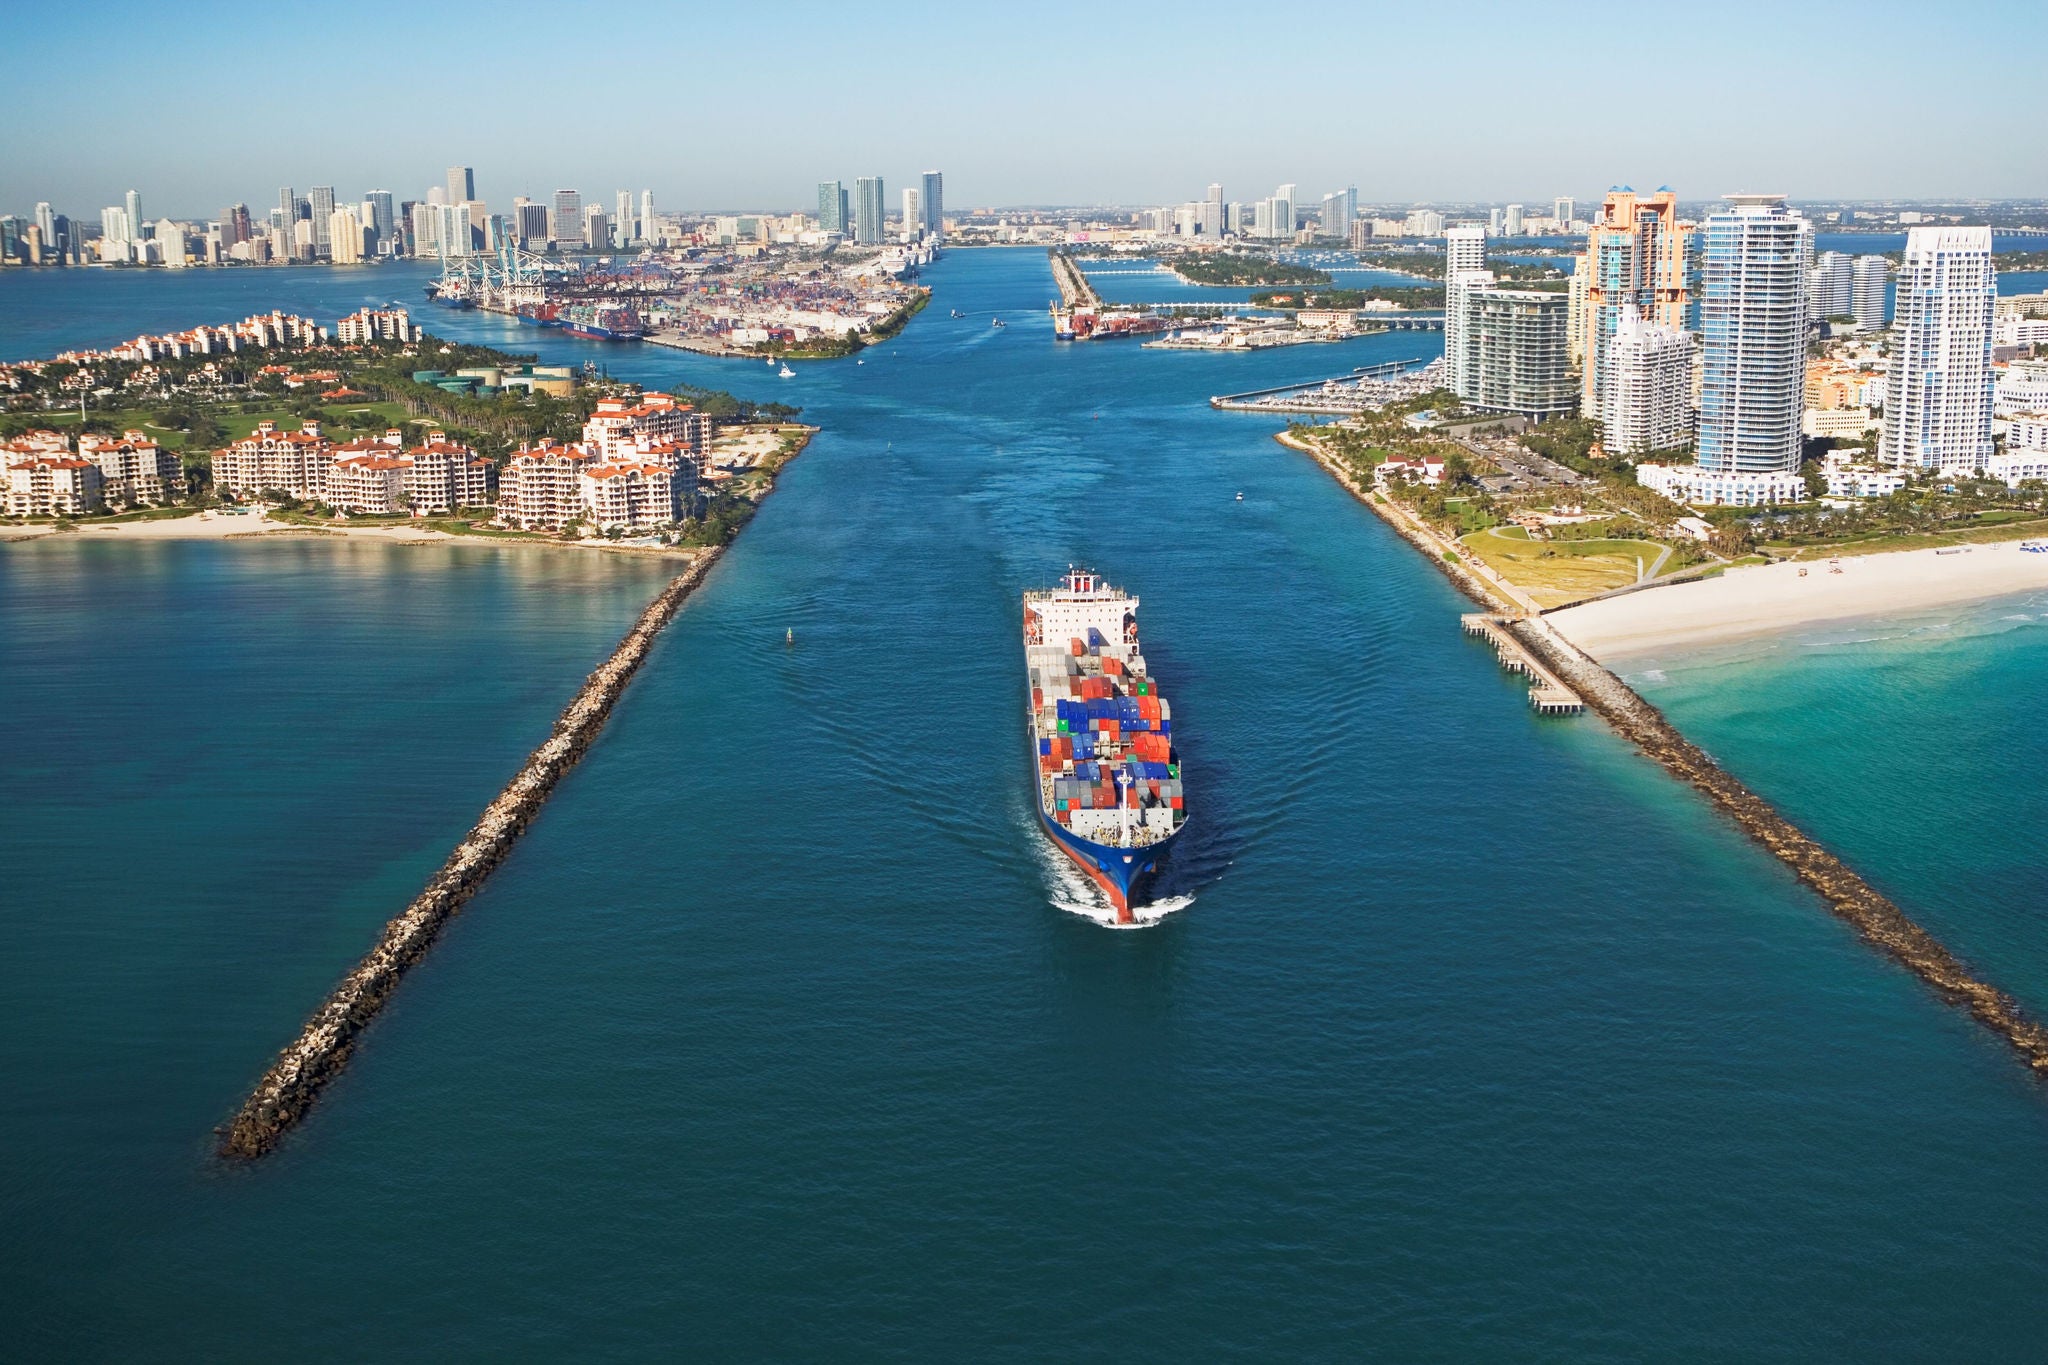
[218,548,722,1160]
[1281,428,2048,1077]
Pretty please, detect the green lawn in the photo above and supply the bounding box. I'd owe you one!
[27,401,415,450]
[1765,516,2048,560]
[1459,527,1676,607]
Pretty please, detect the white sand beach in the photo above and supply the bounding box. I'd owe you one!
[1547,541,2048,659]
[1,510,695,556]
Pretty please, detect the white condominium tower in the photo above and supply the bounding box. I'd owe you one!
[1879,226,1996,471]
[1809,252,1852,321]
[1602,309,1694,455]
[1852,255,1890,332]
[1696,194,1808,475]
[1443,226,1489,400]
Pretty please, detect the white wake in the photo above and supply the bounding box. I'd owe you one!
[1033,836,1192,930]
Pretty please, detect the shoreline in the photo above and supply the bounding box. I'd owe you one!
[2,511,702,558]
[1548,542,2048,660]
[3,425,819,560]
[1277,424,2048,1083]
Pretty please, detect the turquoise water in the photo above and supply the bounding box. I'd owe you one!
[6,250,2048,1359]
[1622,595,2048,1016]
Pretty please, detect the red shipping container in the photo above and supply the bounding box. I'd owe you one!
[1170,797,1183,809]
[1070,638,1086,656]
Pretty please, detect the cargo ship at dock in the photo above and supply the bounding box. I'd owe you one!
[1024,570,1185,924]
[556,301,644,341]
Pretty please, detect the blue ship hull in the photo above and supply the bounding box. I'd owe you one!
[1036,801,1180,920]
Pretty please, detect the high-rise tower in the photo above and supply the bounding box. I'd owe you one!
[1577,190,1696,417]
[854,177,884,245]
[1443,226,1490,400]
[1852,255,1890,332]
[1696,194,1807,476]
[921,171,944,236]
[1879,227,1996,471]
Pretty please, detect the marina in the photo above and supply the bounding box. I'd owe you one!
[1210,356,1443,413]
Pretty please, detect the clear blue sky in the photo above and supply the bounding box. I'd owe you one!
[4,0,2041,220]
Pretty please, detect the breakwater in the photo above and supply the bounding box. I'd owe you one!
[217,548,722,1160]
[1282,428,2048,1077]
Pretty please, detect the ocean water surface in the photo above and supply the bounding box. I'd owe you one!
[5,250,2048,1360]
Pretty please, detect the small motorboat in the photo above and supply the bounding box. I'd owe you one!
[778,363,795,378]
[1235,492,1244,501]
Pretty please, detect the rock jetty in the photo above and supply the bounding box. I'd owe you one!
[218,549,721,1159]
[1509,616,2048,1076]
[1284,427,2048,1077]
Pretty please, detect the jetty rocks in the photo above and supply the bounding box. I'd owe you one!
[1281,425,2048,1081]
[1509,616,2048,1077]
[219,550,720,1160]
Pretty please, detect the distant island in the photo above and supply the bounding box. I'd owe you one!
[2,310,810,552]
[1168,253,1330,287]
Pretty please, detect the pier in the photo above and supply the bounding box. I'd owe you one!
[1461,615,1583,714]
[218,550,722,1160]
[1049,250,1101,311]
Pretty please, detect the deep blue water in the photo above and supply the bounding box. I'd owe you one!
[6,250,2048,1360]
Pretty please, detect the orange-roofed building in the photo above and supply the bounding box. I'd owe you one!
[7,456,106,516]
[212,419,335,500]
[79,430,185,505]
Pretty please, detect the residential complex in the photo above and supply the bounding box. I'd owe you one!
[1878,226,1997,471]
[1695,194,1809,478]
[1464,288,1576,421]
[211,421,496,513]
[1852,255,1891,332]
[1601,309,1694,455]
[1577,190,1694,419]
[1443,226,1489,400]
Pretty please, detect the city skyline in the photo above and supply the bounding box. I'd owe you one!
[5,0,2043,215]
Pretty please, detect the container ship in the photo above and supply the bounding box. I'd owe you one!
[515,300,561,328]
[423,280,476,309]
[557,301,644,341]
[1024,569,1186,923]
[1048,305,1175,342]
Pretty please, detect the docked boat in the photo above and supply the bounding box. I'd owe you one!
[1023,569,1185,923]
[557,301,643,341]
[423,281,476,309]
